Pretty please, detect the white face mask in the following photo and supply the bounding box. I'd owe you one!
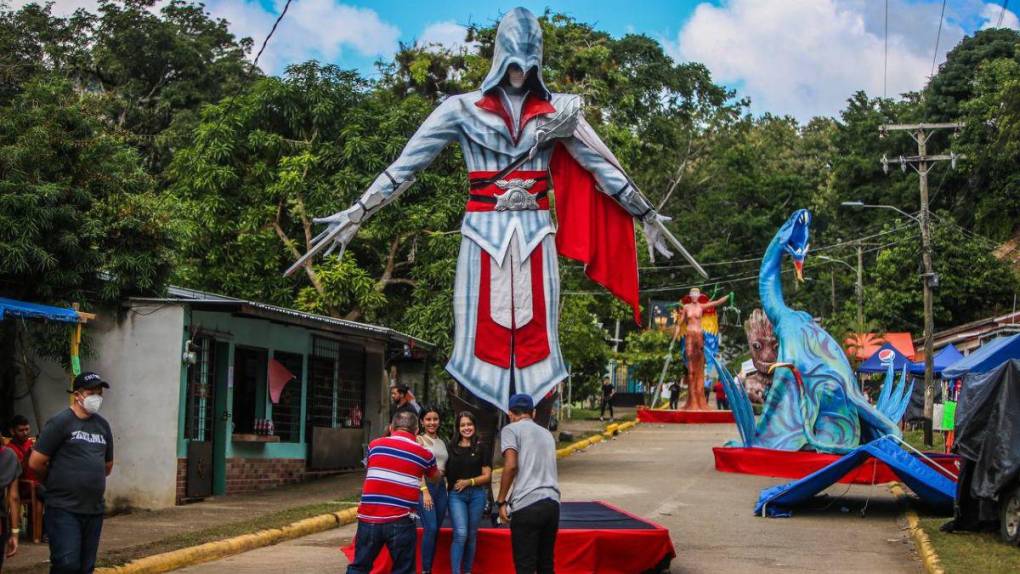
[81,394,103,415]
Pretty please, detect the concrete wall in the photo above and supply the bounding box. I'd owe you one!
[14,304,186,511]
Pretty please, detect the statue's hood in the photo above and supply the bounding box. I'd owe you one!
[480,7,551,100]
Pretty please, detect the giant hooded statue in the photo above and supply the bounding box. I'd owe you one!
[297,7,701,412]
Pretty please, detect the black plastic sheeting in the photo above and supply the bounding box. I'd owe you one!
[953,359,1020,500]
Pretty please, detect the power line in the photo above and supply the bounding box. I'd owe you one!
[930,0,948,79]
[252,0,293,69]
[630,219,921,273]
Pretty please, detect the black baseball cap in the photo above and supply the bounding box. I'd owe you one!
[70,371,110,393]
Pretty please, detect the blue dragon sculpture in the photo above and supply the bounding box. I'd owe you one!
[713,209,912,453]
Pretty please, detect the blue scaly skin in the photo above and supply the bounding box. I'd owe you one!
[753,209,901,453]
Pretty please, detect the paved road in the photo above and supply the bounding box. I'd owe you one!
[179,424,920,573]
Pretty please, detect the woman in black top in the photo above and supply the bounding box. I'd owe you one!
[446,412,492,574]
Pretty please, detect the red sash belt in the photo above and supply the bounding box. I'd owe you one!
[466,170,550,212]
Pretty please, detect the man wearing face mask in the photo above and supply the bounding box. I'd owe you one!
[304,7,703,418]
[29,372,114,574]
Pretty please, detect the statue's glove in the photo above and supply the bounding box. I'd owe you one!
[311,203,366,258]
[642,212,674,263]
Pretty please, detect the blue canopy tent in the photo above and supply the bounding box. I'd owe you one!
[857,342,912,374]
[754,436,956,517]
[942,333,1020,379]
[907,344,964,376]
[0,297,81,323]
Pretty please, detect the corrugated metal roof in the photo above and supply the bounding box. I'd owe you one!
[132,286,433,349]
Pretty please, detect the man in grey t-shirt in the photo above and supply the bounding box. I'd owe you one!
[30,371,114,574]
[497,394,559,574]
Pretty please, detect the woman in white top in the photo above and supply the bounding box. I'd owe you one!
[416,405,448,574]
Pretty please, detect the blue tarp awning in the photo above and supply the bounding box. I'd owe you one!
[907,344,964,376]
[0,297,80,323]
[942,333,1020,379]
[754,436,956,517]
[857,342,912,374]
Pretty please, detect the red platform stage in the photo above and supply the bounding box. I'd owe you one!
[341,501,675,574]
[636,407,735,424]
[713,446,960,484]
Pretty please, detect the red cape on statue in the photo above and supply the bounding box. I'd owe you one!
[550,143,641,324]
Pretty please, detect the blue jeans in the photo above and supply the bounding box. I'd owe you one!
[44,506,104,574]
[419,479,448,572]
[448,486,486,574]
[347,517,417,574]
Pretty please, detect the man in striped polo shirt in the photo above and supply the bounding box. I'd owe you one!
[348,411,438,574]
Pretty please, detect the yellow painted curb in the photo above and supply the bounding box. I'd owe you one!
[96,507,359,574]
[889,483,944,574]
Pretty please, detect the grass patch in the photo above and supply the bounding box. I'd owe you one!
[901,428,947,453]
[564,408,636,422]
[916,512,1020,573]
[94,497,359,569]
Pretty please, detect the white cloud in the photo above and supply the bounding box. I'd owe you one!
[205,0,400,74]
[979,1,1020,30]
[417,20,477,53]
[10,0,401,75]
[666,0,972,121]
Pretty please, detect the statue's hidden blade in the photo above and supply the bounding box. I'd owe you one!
[284,225,345,277]
[656,220,709,278]
[285,178,416,277]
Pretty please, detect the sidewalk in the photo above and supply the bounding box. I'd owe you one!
[5,471,365,574]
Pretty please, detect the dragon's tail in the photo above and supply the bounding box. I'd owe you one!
[707,353,755,446]
[875,363,913,424]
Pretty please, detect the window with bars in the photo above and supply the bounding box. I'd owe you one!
[185,337,215,442]
[308,337,366,433]
[272,352,304,443]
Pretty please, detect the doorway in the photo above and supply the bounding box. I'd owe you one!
[233,347,268,434]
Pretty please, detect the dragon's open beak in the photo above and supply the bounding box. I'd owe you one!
[793,260,804,282]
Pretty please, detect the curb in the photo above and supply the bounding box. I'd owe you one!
[889,483,944,574]
[98,420,642,574]
[95,508,359,574]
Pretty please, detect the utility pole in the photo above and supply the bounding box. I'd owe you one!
[879,122,963,447]
[856,242,864,330]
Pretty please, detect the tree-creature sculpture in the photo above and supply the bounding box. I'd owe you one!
[674,287,730,410]
[743,309,777,403]
[289,8,705,414]
[717,209,912,453]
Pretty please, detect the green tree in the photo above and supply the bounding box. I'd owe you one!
[0,77,173,417]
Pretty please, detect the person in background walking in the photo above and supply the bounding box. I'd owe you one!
[416,406,448,574]
[713,380,729,410]
[497,394,560,574]
[599,377,615,421]
[347,411,437,574]
[446,412,492,574]
[29,372,114,574]
[1,447,20,572]
[668,381,682,410]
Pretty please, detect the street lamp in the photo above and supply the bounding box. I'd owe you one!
[842,198,939,446]
[840,201,921,225]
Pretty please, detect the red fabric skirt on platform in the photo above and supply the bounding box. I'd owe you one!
[636,407,735,424]
[341,501,675,574]
[713,446,960,484]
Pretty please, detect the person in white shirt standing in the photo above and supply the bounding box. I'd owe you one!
[496,394,559,574]
[416,406,448,574]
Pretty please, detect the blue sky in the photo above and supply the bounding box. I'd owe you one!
[33,1,1020,119]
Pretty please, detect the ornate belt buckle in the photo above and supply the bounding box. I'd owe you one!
[494,178,539,211]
